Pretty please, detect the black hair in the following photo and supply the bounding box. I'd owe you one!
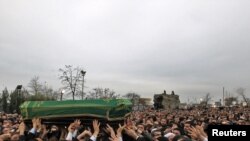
[172,135,191,141]
[157,136,169,141]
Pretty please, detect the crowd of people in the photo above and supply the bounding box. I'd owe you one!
[0,106,249,141]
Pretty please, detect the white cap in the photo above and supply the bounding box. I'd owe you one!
[164,132,175,138]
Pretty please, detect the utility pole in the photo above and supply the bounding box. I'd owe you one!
[81,70,86,100]
[223,87,225,106]
[61,89,65,101]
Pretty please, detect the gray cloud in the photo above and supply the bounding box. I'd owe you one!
[1,0,250,102]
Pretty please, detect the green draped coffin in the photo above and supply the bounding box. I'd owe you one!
[20,99,132,121]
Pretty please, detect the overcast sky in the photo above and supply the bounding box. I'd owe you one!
[0,0,250,103]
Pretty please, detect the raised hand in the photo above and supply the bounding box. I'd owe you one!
[77,129,92,140]
[36,118,42,131]
[109,134,119,141]
[19,122,26,135]
[32,118,41,130]
[124,128,138,140]
[196,125,207,138]
[106,124,116,138]
[187,127,199,140]
[68,123,76,133]
[117,123,126,138]
[187,126,207,141]
[74,119,81,129]
[92,119,100,137]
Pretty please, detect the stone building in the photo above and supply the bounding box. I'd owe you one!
[154,90,180,110]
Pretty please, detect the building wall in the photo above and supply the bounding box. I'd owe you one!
[154,91,180,110]
[162,94,180,109]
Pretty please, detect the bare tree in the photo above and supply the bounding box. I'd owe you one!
[41,83,58,100]
[87,87,119,99]
[28,76,58,101]
[28,76,42,95]
[123,92,140,99]
[41,83,52,98]
[123,92,140,104]
[50,90,60,101]
[123,92,141,109]
[103,88,118,98]
[59,65,85,100]
[236,87,249,106]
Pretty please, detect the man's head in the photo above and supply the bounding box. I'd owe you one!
[136,123,145,133]
[183,121,193,131]
[172,128,182,136]
[160,118,167,126]
[152,129,162,141]
[2,127,10,134]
